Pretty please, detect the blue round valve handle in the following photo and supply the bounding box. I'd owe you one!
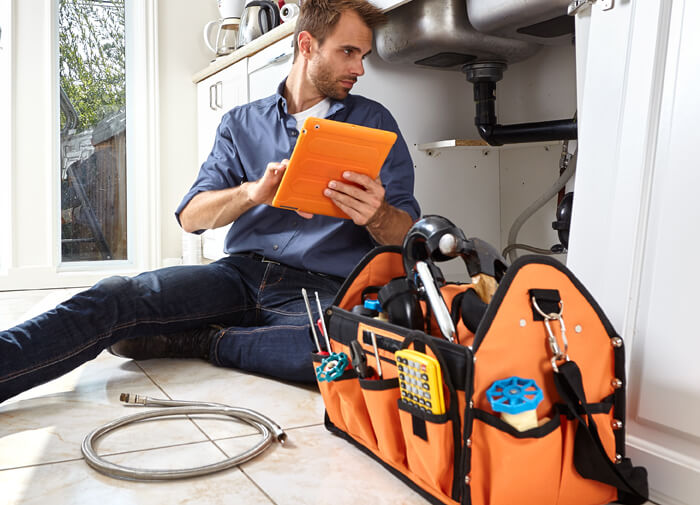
[316,352,349,382]
[486,377,543,415]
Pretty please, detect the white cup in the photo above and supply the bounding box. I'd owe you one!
[217,0,246,20]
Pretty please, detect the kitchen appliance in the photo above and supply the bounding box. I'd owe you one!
[237,0,281,48]
[203,17,241,57]
[216,0,246,19]
[203,0,247,57]
[466,0,574,45]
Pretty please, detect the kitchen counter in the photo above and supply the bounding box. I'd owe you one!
[192,20,297,84]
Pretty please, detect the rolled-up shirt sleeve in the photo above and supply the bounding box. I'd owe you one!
[174,114,245,229]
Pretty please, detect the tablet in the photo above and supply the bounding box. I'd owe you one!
[271,116,397,219]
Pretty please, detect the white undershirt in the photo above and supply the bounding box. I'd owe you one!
[291,98,331,131]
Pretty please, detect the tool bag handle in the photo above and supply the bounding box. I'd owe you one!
[553,361,649,504]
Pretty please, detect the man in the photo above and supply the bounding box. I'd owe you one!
[0,0,419,403]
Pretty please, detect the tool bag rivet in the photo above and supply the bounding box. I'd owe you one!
[612,420,623,430]
[611,337,623,347]
[612,378,623,389]
[466,438,472,448]
[464,476,471,485]
[616,454,623,463]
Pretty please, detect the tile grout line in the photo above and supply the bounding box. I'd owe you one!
[134,361,174,401]
[0,457,85,473]
[239,466,280,505]
[134,361,231,459]
[208,421,325,444]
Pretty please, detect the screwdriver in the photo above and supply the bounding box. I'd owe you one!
[301,288,323,354]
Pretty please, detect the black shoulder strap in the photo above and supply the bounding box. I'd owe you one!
[554,361,649,505]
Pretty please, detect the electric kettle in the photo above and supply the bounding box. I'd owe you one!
[237,0,281,47]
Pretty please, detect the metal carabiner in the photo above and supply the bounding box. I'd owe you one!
[531,297,570,372]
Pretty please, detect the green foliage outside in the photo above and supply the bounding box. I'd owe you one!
[59,0,125,132]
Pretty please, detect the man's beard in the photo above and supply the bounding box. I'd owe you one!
[310,62,355,100]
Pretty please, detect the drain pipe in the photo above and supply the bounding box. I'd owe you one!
[463,62,577,146]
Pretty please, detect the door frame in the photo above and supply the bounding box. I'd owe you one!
[0,0,160,291]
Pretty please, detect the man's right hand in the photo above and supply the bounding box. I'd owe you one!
[248,159,288,206]
[180,159,292,233]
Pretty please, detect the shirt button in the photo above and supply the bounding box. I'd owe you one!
[290,130,298,136]
[273,244,279,250]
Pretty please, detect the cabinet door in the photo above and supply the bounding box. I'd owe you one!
[247,35,294,102]
[196,58,249,261]
[568,2,699,503]
[196,58,248,165]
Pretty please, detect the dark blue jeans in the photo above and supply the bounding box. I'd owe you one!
[0,254,343,403]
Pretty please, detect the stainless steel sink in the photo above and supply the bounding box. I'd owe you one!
[375,0,540,69]
[466,0,574,45]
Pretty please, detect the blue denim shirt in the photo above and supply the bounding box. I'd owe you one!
[176,79,420,278]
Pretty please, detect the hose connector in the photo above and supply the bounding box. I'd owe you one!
[119,392,147,405]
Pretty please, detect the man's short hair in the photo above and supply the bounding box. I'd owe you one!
[293,0,386,59]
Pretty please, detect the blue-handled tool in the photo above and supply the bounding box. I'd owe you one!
[316,352,349,382]
[486,376,543,431]
[307,290,348,381]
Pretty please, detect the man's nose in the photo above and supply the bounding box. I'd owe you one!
[351,57,365,76]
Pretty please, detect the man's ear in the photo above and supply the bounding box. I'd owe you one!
[297,31,314,59]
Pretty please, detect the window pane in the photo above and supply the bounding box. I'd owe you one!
[59,0,127,262]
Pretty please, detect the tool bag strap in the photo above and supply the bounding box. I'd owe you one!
[553,361,649,504]
[400,330,466,502]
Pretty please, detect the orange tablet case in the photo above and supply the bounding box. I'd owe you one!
[271,117,397,219]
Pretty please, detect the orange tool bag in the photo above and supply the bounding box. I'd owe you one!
[313,245,649,505]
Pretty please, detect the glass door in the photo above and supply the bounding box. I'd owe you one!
[58,0,127,262]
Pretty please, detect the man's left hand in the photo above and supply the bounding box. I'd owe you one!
[324,171,413,245]
[324,171,385,226]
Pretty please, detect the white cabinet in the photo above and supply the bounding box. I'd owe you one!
[196,58,248,260]
[247,35,294,102]
[196,58,248,166]
[568,2,700,503]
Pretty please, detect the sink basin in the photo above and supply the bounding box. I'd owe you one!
[466,0,574,45]
[375,0,540,69]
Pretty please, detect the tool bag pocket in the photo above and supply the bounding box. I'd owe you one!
[469,409,563,505]
[398,401,456,497]
[312,353,376,449]
[359,378,405,467]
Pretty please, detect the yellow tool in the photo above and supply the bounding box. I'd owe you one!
[395,349,445,415]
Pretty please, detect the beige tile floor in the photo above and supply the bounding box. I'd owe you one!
[0,289,650,505]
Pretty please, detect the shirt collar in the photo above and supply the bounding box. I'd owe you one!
[275,77,347,119]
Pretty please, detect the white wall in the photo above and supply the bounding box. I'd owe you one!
[157,0,218,262]
[498,43,577,256]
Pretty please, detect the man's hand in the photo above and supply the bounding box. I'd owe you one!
[248,160,288,206]
[324,171,413,245]
[180,159,292,232]
[324,171,385,226]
